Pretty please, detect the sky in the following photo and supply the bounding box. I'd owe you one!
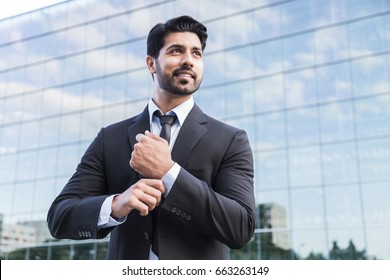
[0,0,65,20]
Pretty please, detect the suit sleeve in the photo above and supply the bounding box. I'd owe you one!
[162,129,256,249]
[47,129,112,240]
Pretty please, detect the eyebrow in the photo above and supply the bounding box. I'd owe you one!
[166,44,202,52]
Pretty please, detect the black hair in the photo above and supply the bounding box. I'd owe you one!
[147,15,208,59]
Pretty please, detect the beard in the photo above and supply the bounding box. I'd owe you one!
[155,62,202,96]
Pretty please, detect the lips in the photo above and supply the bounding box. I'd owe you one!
[173,70,195,79]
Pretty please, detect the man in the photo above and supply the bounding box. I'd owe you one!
[47,15,255,260]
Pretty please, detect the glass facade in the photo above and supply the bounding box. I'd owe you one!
[1,0,390,260]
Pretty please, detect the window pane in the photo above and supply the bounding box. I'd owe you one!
[325,184,363,227]
[256,150,288,189]
[289,146,322,187]
[291,187,325,229]
[322,143,359,184]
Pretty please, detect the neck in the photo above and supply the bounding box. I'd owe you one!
[152,91,192,114]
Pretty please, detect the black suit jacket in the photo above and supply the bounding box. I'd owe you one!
[47,104,256,259]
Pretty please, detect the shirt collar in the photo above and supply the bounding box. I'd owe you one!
[148,96,194,126]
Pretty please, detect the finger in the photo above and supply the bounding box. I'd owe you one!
[129,152,135,168]
[130,189,156,215]
[143,186,164,205]
[145,130,165,142]
[140,179,166,194]
[140,194,158,211]
[135,133,143,142]
[132,199,149,216]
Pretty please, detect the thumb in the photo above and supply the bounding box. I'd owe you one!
[145,130,164,142]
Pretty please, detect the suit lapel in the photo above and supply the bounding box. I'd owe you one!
[127,106,150,150]
[172,104,207,167]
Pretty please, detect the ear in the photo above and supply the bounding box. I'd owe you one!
[146,56,156,74]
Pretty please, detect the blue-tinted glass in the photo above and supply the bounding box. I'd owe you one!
[36,148,57,179]
[225,47,255,81]
[59,113,81,143]
[226,116,256,147]
[362,182,390,227]
[322,142,359,184]
[315,26,349,63]
[57,145,81,177]
[195,86,225,119]
[1,125,20,152]
[284,69,317,107]
[255,74,285,111]
[366,228,390,259]
[0,154,17,184]
[291,187,325,229]
[281,0,315,33]
[103,73,128,103]
[256,190,290,225]
[80,109,103,140]
[292,230,327,259]
[102,103,127,126]
[38,117,60,147]
[320,101,355,142]
[349,16,388,56]
[224,80,254,117]
[19,121,40,150]
[316,62,352,102]
[287,106,320,145]
[289,146,322,187]
[12,182,34,214]
[283,33,316,69]
[254,40,284,76]
[256,111,286,150]
[346,0,387,19]
[351,55,388,96]
[354,94,390,138]
[252,5,282,41]
[33,179,56,212]
[256,149,289,189]
[358,138,390,181]
[325,184,363,227]
[0,185,14,215]
[202,52,226,87]
[327,229,366,259]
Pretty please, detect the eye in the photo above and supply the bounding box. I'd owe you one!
[193,50,203,57]
[170,48,182,54]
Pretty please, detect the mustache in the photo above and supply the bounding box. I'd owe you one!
[172,65,196,79]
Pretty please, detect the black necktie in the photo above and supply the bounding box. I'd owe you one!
[151,110,177,257]
[154,111,177,144]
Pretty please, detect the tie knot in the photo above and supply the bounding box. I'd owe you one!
[154,111,177,127]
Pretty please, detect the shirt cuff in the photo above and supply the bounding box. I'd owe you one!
[162,162,180,197]
[98,195,127,228]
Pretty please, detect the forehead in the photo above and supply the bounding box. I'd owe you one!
[162,31,202,49]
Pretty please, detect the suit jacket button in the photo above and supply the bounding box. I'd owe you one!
[181,212,187,218]
[176,209,182,216]
[186,215,191,221]
[171,207,177,213]
[144,232,150,240]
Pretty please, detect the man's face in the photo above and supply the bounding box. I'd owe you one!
[154,32,204,96]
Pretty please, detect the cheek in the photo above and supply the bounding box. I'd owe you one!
[196,64,204,77]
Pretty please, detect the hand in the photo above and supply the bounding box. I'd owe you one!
[130,130,175,179]
[111,179,165,218]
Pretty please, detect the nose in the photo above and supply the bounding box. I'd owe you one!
[181,50,194,67]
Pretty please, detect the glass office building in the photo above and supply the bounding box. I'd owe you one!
[0,0,389,260]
